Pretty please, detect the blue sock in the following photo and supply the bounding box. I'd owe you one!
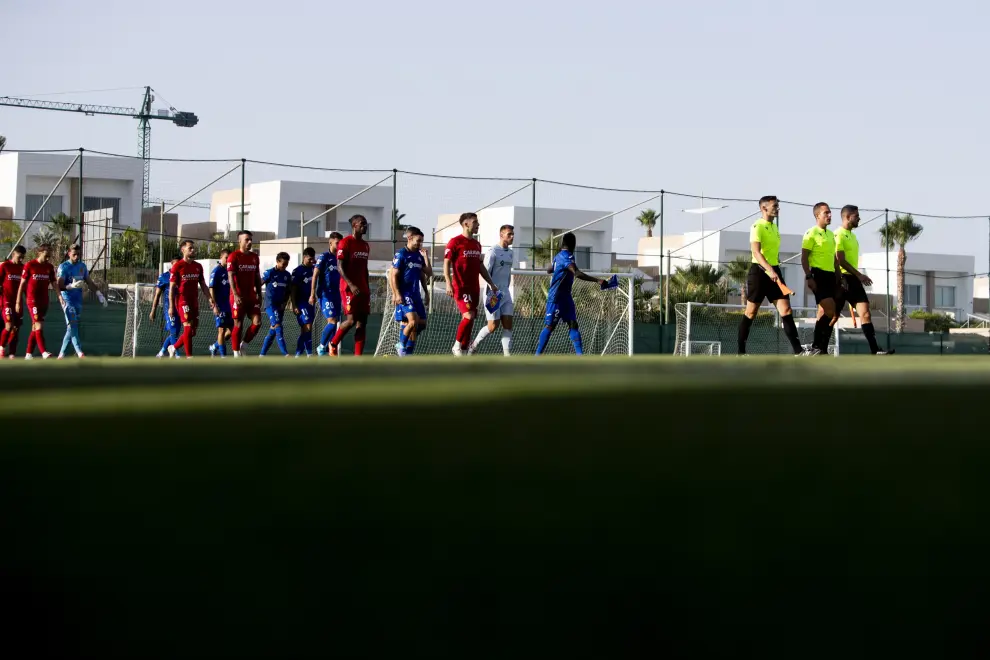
[160,334,173,354]
[261,329,275,355]
[536,326,553,354]
[275,326,287,355]
[217,342,226,356]
[61,325,73,356]
[406,338,416,355]
[399,330,410,348]
[303,330,313,355]
[569,328,584,354]
[171,329,184,356]
[321,323,336,347]
[296,334,305,355]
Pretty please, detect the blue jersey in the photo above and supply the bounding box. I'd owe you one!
[547,250,576,303]
[156,272,174,312]
[314,251,340,299]
[262,267,292,307]
[208,263,230,307]
[291,264,313,304]
[392,247,425,296]
[57,260,88,305]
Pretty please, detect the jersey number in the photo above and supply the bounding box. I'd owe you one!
[181,305,190,314]
[462,294,472,303]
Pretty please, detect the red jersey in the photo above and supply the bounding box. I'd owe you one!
[445,234,483,293]
[21,259,56,304]
[0,260,23,304]
[226,249,260,301]
[336,235,370,295]
[170,259,204,304]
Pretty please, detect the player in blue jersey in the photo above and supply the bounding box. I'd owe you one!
[310,232,343,356]
[535,232,608,355]
[208,248,233,357]
[389,226,431,357]
[55,244,106,359]
[151,258,183,358]
[291,247,317,357]
[259,252,293,356]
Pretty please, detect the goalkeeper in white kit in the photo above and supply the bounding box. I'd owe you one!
[469,224,514,356]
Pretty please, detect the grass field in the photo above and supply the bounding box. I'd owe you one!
[2,355,989,656]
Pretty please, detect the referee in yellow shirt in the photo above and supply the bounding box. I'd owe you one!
[800,202,838,356]
[834,204,890,355]
[737,195,803,355]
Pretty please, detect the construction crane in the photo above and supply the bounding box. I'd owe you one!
[0,86,198,210]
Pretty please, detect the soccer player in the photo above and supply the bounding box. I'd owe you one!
[390,226,430,357]
[535,232,608,355]
[167,240,216,358]
[311,232,343,356]
[151,258,184,358]
[208,249,233,357]
[737,195,804,355]
[800,202,838,356]
[443,212,498,356]
[227,230,263,357]
[259,252,293,357]
[291,247,316,357]
[0,245,27,358]
[56,244,107,359]
[16,244,58,359]
[470,224,514,356]
[328,215,371,356]
[834,204,890,355]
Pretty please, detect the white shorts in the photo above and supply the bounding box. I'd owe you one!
[484,291,514,321]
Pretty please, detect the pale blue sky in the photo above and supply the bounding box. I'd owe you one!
[3,0,988,270]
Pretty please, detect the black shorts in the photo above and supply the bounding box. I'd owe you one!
[836,273,869,306]
[746,264,787,304]
[810,268,838,304]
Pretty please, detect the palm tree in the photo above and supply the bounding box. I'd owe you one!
[724,255,751,307]
[33,213,75,259]
[391,208,408,231]
[879,213,924,332]
[0,135,6,155]
[527,234,561,268]
[636,208,658,238]
[669,261,730,306]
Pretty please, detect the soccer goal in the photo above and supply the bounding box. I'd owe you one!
[374,270,634,356]
[673,302,840,356]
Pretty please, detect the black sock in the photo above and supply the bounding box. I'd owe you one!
[862,322,880,353]
[780,314,802,354]
[813,316,832,352]
[737,315,754,354]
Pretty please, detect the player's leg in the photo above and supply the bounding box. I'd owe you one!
[230,300,244,355]
[452,293,476,356]
[273,308,289,356]
[352,308,369,356]
[261,307,278,356]
[33,306,50,358]
[562,301,583,354]
[330,294,357,353]
[0,308,11,357]
[809,270,837,355]
[59,303,77,358]
[317,297,338,355]
[406,297,427,355]
[771,286,802,355]
[470,311,500,354]
[738,265,768,355]
[180,310,197,358]
[6,312,20,359]
[535,303,559,355]
[499,302,514,356]
[243,307,262,345]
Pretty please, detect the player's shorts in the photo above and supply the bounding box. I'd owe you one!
[746,264,788,304]
[836,273,869,306]
[398,293,427,320]
[810,268,838,304]
[2,304,22,327]
[484,290,514,322]
[296,303,314,326]
[231,297,261,321]
[62,300,83,324]
[266,305,284,327]
[320,295,341,322]
[343,291,371,317]
[455,289,479,315]
[544,297,577,326]
[178,300,199,329]
[27,302,47,323]
[214,306,233,330]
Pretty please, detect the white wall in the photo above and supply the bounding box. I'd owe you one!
[860,251,974,318]
[0,154,21,211]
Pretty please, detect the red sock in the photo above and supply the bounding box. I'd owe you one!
[354,326,366,356]
[35,328,47,354]
[0,329,8,350]
[8,327,18,357]
[243,324,260,344]
[331,325,349,347]
[456,317,474,348]
[231,326,242,351]
[182,326,195,357]
[26,330,35,356]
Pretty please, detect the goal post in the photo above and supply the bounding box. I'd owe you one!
[674,302,840,356]
[374,269,634,357]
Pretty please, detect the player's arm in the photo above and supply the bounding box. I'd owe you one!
[14,270,26,314]
[150,286,162,321]
[835,249,871,285]
[800,247,815,291]
[255,268,263,301]
[421,250,433,278]
[751,241,778,281]
[338,252,360,296]
[227,258,242,303]
[83,269,107,306]
[442,256,455,298]
[199,273,216,313]
[568,263,606,286]
[389,266,403,305]
[479,263,498,292]
[168,280,179,317]
[419,270,430,307]
[309,261,321,306]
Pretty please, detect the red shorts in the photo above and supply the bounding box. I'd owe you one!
[343,290,371,317]
[27,302,47,323]
[455,289,479,315]
[231,296,261,321]
[178,300,199,330]
[2,304,22,326]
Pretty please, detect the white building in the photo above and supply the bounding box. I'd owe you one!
[0,151,142,231]
[209,180,392,242]
[435,206,614,272]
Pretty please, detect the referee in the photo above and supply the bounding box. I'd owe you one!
[800,202,838,356]
[737,195,803,355]
[834,204,891,355]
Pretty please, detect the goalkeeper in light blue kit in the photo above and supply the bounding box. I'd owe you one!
[55,244,106,359]
[535,232,609,355]
[259,252,293,356]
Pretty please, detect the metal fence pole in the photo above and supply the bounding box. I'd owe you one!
[77,147,84,245]
[531,178,537,353]
[664,249,671,327]
[659,190,664,323]
[392,169,398,256]
[884,208,891,351]
[240,158,246,233]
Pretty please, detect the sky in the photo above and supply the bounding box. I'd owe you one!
[2,0,989,273]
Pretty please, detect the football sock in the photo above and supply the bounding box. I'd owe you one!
[501,330,512,356]
[738,315,754,354]
[780,314,802,354]
[321,323,336,348]
[535,326,552,354]
[243,323,260,344]
[231,326,242,351]
[354,326,366,356]
[472,325,491,348]
[863,322,881,353]
[568,328,584,355]
[182,325,194,356]
[275,326,287,355]
[261,329,275,355]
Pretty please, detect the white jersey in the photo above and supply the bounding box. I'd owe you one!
[484,245,513,301]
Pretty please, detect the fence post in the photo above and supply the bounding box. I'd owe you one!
[987,216,989,355]
[884,208,891,351]
[392,169,398,256]
[664,249,671,327]
[659,190,665,324]
[531,178,537,354]
[77,147,84,245]
[240,158,246,232]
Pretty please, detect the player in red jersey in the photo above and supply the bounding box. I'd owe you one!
[226,230,263,357]
[329,215,372,356]
[16,244,58,359]
[167,240,217,358]
[443,212,498,356]
[0,245,27,358]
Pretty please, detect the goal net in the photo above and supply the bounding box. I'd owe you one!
[374,270,634,356]
[673,302,840,356]
[118,275,391,357]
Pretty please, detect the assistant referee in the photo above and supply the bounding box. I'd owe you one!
[737,195,803,355]
[834,204,891,355]
[800,202,838,356]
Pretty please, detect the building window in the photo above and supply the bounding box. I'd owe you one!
[935,285,955,307]
[287,219,301,239]
[25,194,63,222]
[904,284,921,306]
[84,197,122,226]
[575,246,591,270]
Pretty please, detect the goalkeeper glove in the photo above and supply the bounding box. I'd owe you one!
[97,291,107,307]
[69,279,86,289]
